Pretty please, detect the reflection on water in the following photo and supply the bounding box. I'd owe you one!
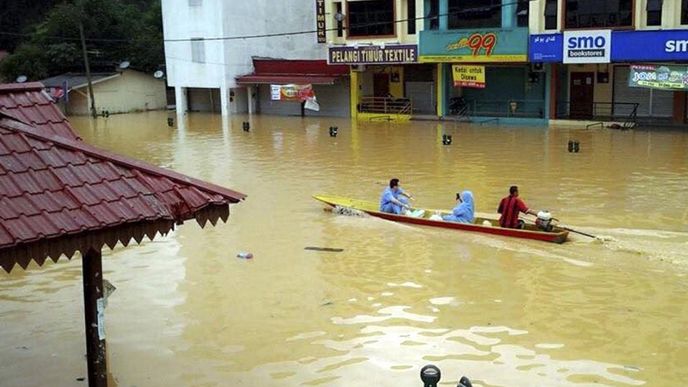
[2,111,688,386]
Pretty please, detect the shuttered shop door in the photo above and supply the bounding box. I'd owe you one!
[613,66,673,117]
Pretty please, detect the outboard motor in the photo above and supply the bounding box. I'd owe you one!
[536,210,554,232]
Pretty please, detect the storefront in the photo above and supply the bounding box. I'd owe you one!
[419,27,547,122]
[236,59,350,117]
[328,44,426,120]
[530,29,688,124]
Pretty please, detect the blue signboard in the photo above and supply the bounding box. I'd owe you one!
[528,30,688,63]
[529,34,563,62]
[612,30,688,62]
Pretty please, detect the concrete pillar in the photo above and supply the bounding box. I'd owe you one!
[350,68,359,119]
[174,86,187,115]
[439,0,448,30]
[502,0,515,29]
[220,87,230,116]
[247,86,254,114]
[436,64,445,117]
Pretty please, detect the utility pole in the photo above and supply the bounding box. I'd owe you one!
[79,21,97,118]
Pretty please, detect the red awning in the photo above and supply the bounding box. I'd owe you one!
[236,75,340,85]
[236,59,349,86]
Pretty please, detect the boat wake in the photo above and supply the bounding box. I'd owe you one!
[332,205,369,217]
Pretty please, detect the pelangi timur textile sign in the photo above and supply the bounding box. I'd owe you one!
[452,65,485,88]
[629,64,688,90]
[270,84,320,111]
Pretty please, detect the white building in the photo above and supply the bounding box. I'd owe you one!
[162,0,327,115]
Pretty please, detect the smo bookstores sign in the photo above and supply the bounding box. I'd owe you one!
[563,30,611,64]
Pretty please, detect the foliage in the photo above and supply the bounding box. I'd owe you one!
[0,0,164,81]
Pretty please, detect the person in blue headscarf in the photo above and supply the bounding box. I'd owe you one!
[380,178,413,214]
[442,191,475,223]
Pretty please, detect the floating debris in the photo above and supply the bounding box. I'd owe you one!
[236,252,253,259]
[304,247,344,252]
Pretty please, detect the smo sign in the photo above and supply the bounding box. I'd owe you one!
[612,30,688,61]
[563,30,611,64]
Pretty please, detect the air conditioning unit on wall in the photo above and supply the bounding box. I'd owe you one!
[530,62,545,73]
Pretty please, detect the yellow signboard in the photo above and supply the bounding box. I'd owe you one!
[452,65,485,88]
[419,54,527,63]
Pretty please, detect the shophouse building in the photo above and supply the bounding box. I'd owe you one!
[162,0,352,116]
[419,0,544,123]
[323,0,428,120]
[529,0,688,125]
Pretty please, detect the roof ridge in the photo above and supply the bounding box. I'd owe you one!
[0,82,45,92]
[0,118,246,203]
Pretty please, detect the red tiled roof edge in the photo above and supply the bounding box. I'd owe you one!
[1,117,246,203]
[0,82,45,92]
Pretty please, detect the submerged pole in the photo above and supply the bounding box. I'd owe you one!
[82,247,107,387]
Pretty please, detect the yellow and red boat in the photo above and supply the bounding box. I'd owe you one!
[313,194,569,244]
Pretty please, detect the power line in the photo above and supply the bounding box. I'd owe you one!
[0,0,529,45]
[0,31,130,43]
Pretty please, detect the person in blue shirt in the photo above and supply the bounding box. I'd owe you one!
[442,191,475,223]
[379,178,414,214]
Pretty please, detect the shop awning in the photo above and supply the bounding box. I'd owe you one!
[236,59,348,86]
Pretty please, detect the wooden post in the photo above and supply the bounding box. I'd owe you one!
[78,21,97,119]
[83,248,107,387]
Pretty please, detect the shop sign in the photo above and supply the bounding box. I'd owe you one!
[628,64,688,90]
[328,44,418,64]
[270,84,320,110]
[419,28,528,63]
[316,0,326,43]
[612,30,688,62]
[452,65,485,88]
[529,34,563,62]
[563,30,611,64]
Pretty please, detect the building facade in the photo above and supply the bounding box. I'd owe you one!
[324,0,429,120]
[529,0,688,125]
[420,0,545,123]
[162,0,333,116]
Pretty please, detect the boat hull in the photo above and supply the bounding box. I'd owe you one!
[314,194,568,244]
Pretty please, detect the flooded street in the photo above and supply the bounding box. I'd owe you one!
[2,111,688,386]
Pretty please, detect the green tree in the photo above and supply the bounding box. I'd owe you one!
[0,0,163,81]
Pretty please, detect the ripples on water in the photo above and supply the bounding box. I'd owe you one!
[1,112,687,386]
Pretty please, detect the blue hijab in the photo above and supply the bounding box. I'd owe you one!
[443,190,475,223]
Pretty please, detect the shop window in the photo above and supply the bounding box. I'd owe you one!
[449,0,502,29]
[407,0,416,34]
[565,0,633,29]
[646,0,662,26]
[544,0,558,30]
[347,0,394,37]
[335,2,344,37]
[682,0,688,24]
[191,38,205,63]
[517,0,529,27]
[427,0,439,30]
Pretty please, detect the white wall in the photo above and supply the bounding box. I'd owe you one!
[162,0,328,91]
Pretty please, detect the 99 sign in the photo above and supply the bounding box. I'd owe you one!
[467,33,497,56]
[447,33,498,56]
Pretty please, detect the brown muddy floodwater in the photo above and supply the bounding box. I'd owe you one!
[2,111,688,387]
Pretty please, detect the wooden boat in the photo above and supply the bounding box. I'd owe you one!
[313,194,569,244]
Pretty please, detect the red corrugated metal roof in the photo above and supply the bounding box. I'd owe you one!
[236,75,340,85]
[0,82,80,140]
[236,59,349,85]
[0,97,246,272]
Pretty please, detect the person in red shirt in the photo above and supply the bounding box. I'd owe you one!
[497,186,538,228]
